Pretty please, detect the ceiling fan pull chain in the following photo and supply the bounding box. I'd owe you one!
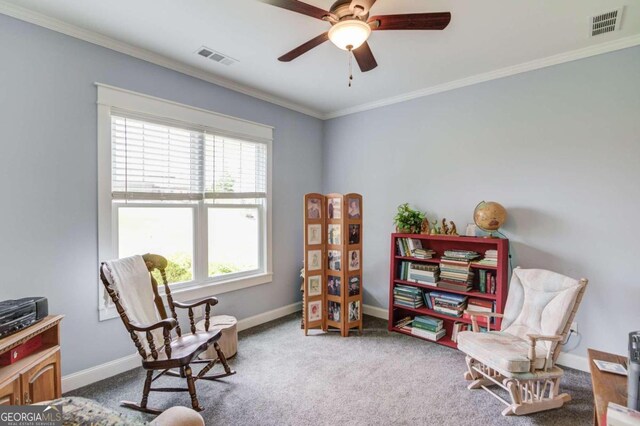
[348,50,353,87]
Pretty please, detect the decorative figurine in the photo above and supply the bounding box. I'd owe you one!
[441,218,450,235]
[420,218,431,235]
[431,219,440,234]
[449,221,458,236]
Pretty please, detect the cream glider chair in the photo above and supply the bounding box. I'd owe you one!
[457,267,587,416]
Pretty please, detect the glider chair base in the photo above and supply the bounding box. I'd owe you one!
[464,356,569,416]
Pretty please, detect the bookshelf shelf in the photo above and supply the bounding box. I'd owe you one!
[394,256,498,270]
[389,233,509,350]
[393,280,498,300]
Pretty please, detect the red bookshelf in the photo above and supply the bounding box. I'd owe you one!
[388,233,509,349]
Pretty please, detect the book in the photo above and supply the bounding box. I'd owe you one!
[411,327,446,341]
[608,402,640,426]
[593,359,627,376]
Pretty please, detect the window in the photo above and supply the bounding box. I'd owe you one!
[98,85,272,320]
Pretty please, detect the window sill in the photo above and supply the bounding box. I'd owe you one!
[99,271,272,321]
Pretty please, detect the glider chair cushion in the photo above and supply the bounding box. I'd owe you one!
[457,331,546,373]
[500,268,582,353]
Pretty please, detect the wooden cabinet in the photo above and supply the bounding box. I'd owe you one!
[0,376,21,405]
[0,316,63,406]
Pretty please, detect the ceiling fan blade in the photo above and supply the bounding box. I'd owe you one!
[350,0,377,16]
[352,42,378,72]
[258,0,331,21]
[368,12,451,31]
[278,32,329,62]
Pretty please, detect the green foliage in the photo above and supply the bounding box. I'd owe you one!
[209,262,242,276]
[393,203,425,233]
[150,252,245,284]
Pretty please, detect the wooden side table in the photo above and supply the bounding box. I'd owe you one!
[588,348,628,426]
[0,315,64,405]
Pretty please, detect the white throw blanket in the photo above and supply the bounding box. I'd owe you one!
[102,255,165,355]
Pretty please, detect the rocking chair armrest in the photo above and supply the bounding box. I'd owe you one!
[526,334,563,372]
[173,297,219,310]
[129,318,177,332]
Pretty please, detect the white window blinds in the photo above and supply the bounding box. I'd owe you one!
[111,114,267,201]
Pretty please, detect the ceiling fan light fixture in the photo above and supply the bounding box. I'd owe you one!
[328,19,371,51]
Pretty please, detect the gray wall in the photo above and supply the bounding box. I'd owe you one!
[0,14,323,374]
[323,46,640,358]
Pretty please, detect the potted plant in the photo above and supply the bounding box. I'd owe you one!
[393,203,425,234]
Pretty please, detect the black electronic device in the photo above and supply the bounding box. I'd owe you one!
[0,297,48,339]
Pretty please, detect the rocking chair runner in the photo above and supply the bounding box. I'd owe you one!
[457,267,587,416]
[99,254,236,414]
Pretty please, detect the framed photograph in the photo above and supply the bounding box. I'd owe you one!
[348,224,360,245]
[328,198,341,219]
[307,249,322,271]
[347,198,361,219]
[327,275,341,296]
[348,275,360,296]
[348,300,360,322]
[307,275,321,296]
[328,250,341,271]
[348,249,360,271]
[328,224,341,245]
[328,301,341,322]
[307,224,322,245]
[307,198,321,219]
[593,359,627,376]
[308,301,322,322]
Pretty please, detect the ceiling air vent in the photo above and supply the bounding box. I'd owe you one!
[590,8,624,37]
[195,46,238,66]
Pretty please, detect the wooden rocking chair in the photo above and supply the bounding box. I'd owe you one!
[99,254,236,414]
[457,267,587,416]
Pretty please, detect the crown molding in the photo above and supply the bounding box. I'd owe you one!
[2,1,639,121]
[324,33,640,119]
[0,1,324,119]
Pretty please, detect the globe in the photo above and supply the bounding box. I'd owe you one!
[473,201,507,236]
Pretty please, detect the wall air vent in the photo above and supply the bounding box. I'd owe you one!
[195,46,238,66]
[590,8,624,37]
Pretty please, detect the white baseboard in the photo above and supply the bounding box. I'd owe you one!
[556,352,589,373]
[363,304,388,320]
[62,301,302,393]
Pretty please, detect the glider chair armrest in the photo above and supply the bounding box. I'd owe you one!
[463,310,504,332]
[526,334,563,372]
[129,318,177,332]
[174,297,219,334]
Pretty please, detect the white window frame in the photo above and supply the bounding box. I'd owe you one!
[97,83,273,321]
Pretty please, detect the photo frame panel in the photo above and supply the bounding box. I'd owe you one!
[307,275,322,296]
[348,300,361,322]
[346,194,362,220]
[307,249,322,271]
[348,249,360,271]
[328,249,342,272]
[308,300,322,322]
[348,224,360,245]
[328,224,341,245]
[327,275,341,296]
[327,301,341,322]
[307,224,322,245]
[327,197,342,220]
[348,275,360,296]
[306,197,322,220]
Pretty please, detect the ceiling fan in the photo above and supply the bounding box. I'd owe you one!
[259,0,451,73]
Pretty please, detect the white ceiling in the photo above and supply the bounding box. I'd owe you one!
[2,0,640,118]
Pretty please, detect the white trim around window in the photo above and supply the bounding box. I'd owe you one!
[97,83,273,321]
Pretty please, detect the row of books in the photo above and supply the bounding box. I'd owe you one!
[394,315,445,341]
[471,249,498,267]
[395,238,435,259]
[441,249,480,261]
[398,261,439,284]
[477,270,497,294]
[393,284,424,309]
[425,291,468,317]
[439,256,474,292]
